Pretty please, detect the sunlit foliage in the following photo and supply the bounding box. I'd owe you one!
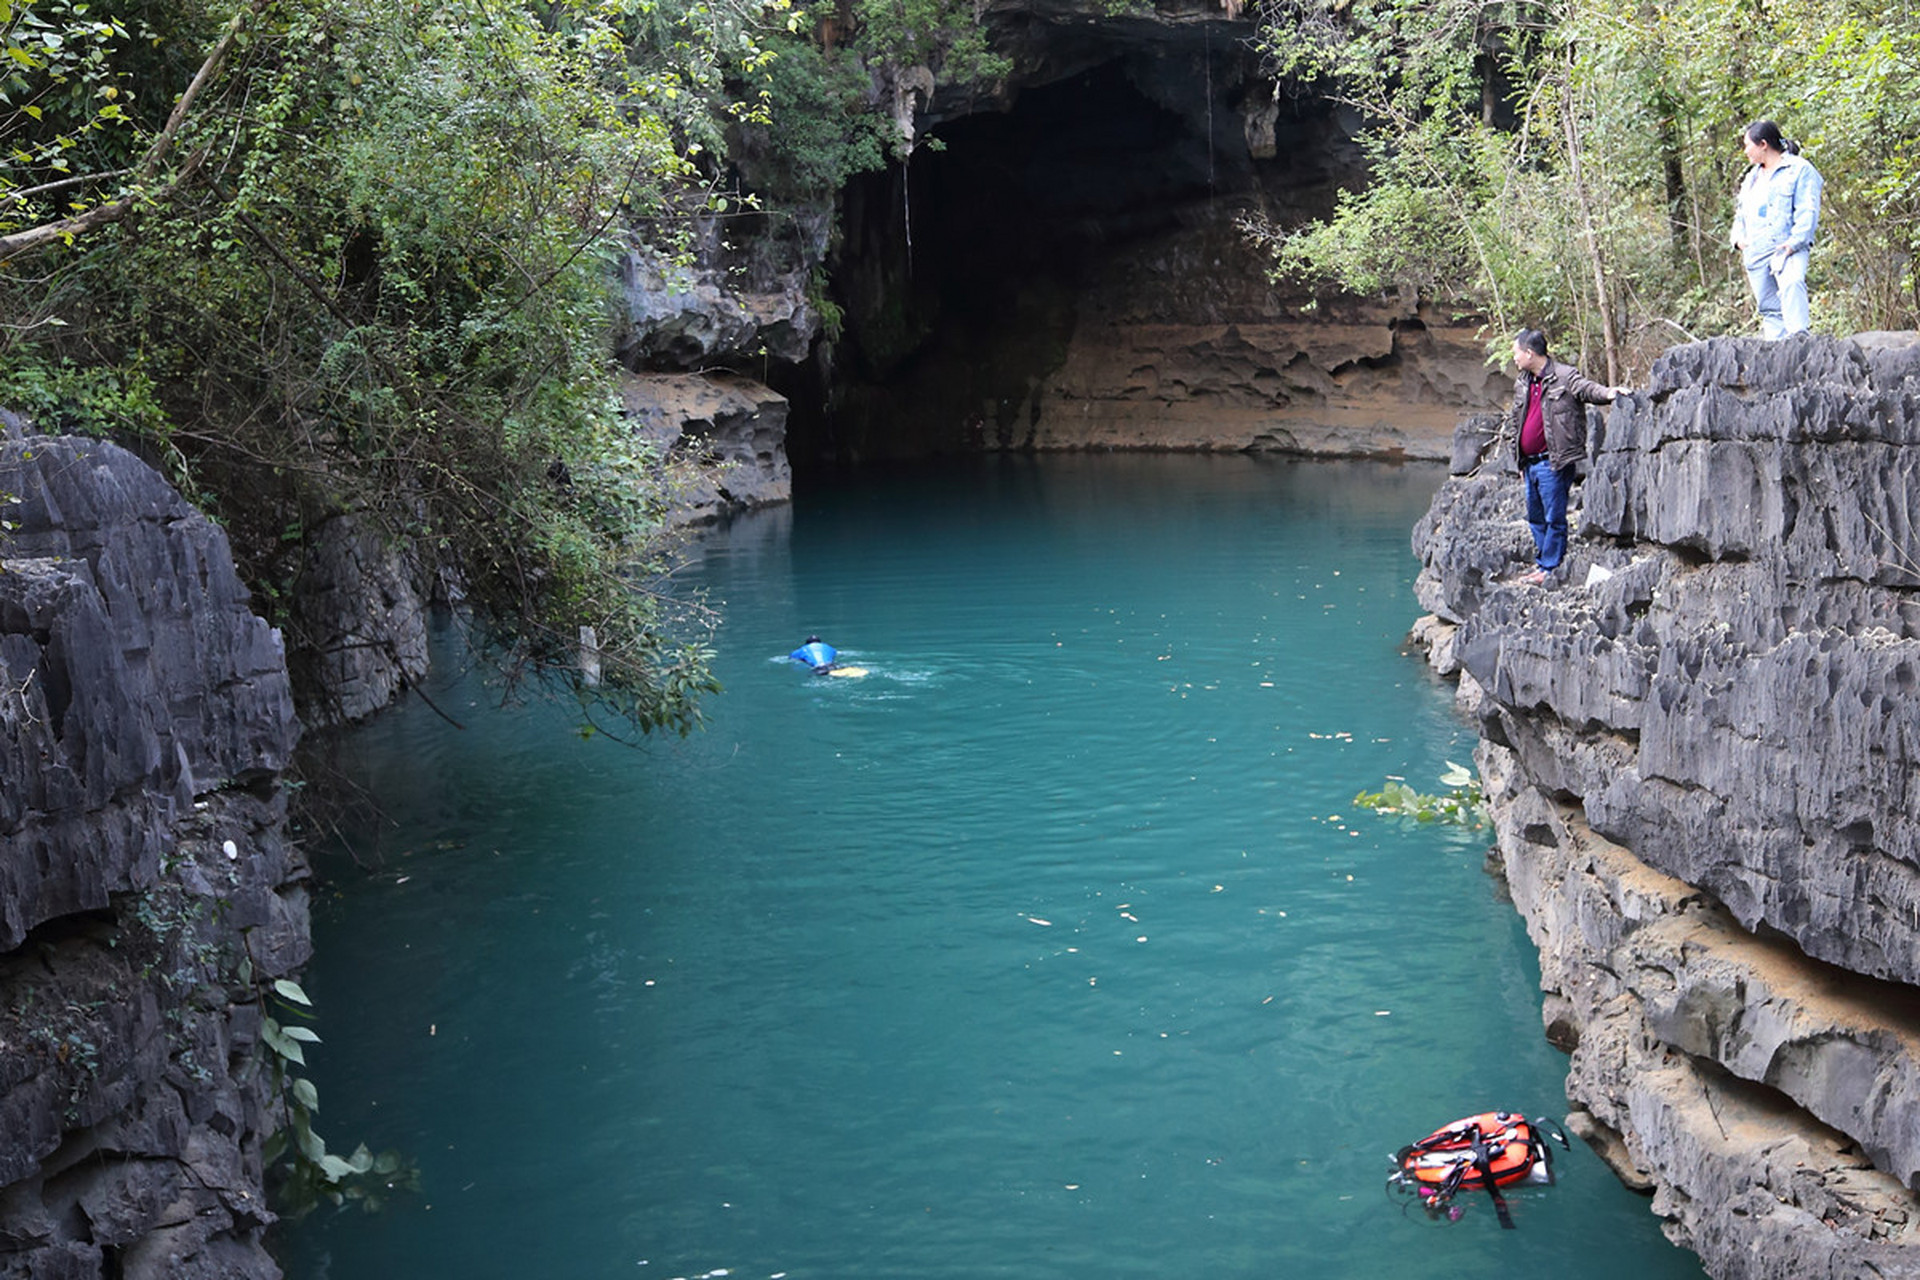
[1251,0,1920,377]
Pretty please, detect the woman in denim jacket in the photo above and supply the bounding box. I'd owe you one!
[1730,119,1824,339]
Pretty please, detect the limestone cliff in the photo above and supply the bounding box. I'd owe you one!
[1023,208,1504,457]
[1,436,303,1279]
[1411,333,1920,1278]
[610,207,813,519]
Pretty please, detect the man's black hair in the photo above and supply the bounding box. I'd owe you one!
[1516,328,1549,357]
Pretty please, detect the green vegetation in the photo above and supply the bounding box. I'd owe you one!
[1,0,1015,730]
[1354,762,1488,826]
[1250,0,1920,379]
[258,975,419,1216]
[3,0,728,730]
[847,0,1007,89]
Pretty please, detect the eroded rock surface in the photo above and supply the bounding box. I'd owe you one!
[1412,333,1920,1278]
[285,513,431,726]
[1028,212,1506,457]
[1,437,303,1279]
[620,370,793,522]
[607,209,814,522]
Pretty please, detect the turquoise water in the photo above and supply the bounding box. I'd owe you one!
[277,457,1704,1280]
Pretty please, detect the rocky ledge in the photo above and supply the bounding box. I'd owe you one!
[1410,332,1920,1278]
[1,436,303,1279]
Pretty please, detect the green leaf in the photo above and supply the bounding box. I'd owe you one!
[261,1019,307,1066]
[291,1076,320,1111]
[294,1115,326,1163]
[283,1025,321,1043]
[273,978,314,1005]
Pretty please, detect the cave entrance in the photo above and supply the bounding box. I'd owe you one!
[778,41,1344,476]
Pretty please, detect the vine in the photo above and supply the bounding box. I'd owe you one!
[255,972,419,1217]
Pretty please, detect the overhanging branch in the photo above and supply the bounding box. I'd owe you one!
[0,0,265,264]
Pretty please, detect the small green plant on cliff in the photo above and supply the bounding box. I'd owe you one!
[27,1022,102,1123]
[1354,761,1488,827]
[257,973,419,1217]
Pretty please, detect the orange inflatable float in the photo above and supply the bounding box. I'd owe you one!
[1386,1111,1568,1227]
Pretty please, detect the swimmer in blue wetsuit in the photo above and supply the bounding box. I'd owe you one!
[789,636,836,674]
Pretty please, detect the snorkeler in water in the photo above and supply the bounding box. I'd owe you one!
[789,636,836,674]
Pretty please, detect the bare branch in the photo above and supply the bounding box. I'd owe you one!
[1,168,133,205]
[0,0,265,264]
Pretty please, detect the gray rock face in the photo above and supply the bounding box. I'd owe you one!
[286,513,430,726]
[608,212,808,525]
[1412,334,1920,1278]
[619,371,793,523]
[617,247,817,368]
[1,436,304,1279]
[613,209,828,371]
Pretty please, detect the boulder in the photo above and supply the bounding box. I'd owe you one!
[619,370,793,522]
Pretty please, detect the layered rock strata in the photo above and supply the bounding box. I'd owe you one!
[1026,210,1506,458]
[611,209,816,521]
[1,436,303,1279]
[1411,333,1920,1278]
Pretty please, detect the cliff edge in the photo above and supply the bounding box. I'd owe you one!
[1411,332,1920,1278]
[1,436,303,1278]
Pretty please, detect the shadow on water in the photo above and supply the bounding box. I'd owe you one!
[276,456,1703,1280]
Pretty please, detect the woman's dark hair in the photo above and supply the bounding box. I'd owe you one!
[1515,328,1549,357]
[1745,119,1800,155]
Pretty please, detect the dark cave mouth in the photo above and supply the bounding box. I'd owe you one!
[760,34,1365,475]
[770,42,1339,472]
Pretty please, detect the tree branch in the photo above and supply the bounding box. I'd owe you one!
[0,0,265,264]
[1,168,133,205]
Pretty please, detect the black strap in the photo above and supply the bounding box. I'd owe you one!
[1471,1139,1516,1229]
[1410,1120,1482,1153]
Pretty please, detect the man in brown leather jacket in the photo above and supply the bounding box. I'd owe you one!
[1508,328,1627,586]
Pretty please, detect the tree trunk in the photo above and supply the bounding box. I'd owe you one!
[1561,75,1621,382]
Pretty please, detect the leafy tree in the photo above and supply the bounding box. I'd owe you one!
[851,0,1005,87]
[1250,0,1920,377]
[2,0,1019,733]
[734,31,892,197]
[2,0,731,733]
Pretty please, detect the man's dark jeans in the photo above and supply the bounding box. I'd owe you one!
[1525,458,1573,572]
